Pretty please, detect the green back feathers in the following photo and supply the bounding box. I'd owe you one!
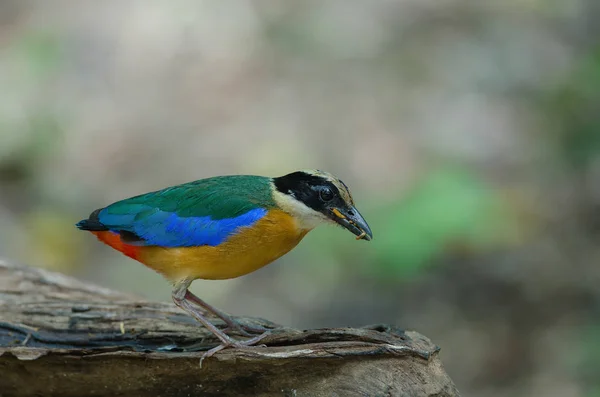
[106,175,276,220]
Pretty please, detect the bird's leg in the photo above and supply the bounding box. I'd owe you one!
[184,289,273,336]
[171,281,270,366]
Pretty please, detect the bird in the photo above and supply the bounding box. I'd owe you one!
[76,169,372,358]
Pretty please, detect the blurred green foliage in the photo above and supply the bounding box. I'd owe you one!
[551,46,600,168]
[0,29,63,176]
[16,30,61,78]
[549,44,600,397]
[581,325,600,397]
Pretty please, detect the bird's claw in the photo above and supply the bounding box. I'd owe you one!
[198,331,270,368]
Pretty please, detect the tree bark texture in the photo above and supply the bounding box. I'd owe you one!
[0,260,460,397]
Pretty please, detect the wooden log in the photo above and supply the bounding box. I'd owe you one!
[0,260,460,397]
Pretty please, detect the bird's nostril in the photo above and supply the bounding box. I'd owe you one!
[348,210,354,216]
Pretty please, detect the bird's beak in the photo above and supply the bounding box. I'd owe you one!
[329,206,373,241]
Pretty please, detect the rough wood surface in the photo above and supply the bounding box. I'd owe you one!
[0,260,460,397]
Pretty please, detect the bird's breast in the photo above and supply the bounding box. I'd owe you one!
[134,209,310,282]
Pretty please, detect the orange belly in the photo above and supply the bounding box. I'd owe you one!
[93,209,309,283]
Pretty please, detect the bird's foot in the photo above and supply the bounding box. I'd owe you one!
[199,331,270,368]
[223,320,276,337]
[182,289,276,337]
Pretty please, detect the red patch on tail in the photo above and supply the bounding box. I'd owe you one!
[92,231,140,260]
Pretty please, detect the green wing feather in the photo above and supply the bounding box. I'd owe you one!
[106,175,275,219]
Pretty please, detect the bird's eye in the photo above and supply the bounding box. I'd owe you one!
[319,187,334,202]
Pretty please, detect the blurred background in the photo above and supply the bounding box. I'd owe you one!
[1,1,599,395]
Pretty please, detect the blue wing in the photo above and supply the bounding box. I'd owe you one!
[96,205,267,247]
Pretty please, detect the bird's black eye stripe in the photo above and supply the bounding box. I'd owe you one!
[319,186,334,202]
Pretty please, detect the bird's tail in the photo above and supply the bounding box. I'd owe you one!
[76,208,141,260]
[76,208,109,231]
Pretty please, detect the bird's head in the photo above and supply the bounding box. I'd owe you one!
[272,170,372,241]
